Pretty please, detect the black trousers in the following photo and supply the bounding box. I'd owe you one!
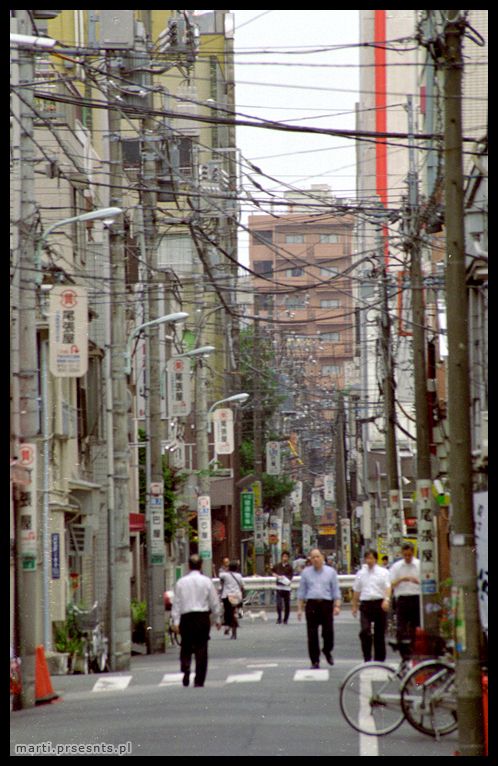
[179,612,211,686]
[359,600,387,662]
[276,590,290,623]
[396,595,420,658]
[305,600,334,665]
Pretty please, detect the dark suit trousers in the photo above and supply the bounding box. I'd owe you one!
[305,600,334,665]
[276,590,290,623]
[396,595,420,658]
[179,612,211,686]
[359,600,387,662]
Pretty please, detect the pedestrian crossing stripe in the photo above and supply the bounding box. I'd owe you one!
[159,673,185,686]
[92,675,132,692]
[294,669,329,682]
[226,671,264,684]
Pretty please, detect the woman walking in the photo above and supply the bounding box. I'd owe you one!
[219,561,245,639]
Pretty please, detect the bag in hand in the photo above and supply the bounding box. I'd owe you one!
[228,594,241,607]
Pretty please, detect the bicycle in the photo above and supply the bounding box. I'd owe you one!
[70,602,109,674]
[339,640,457,738]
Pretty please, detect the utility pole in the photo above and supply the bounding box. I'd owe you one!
[335,392,349,572]
[405,95,439,634]
[142,10,166,654]
[107,58,131,671]
[253,302,265,575]
[377,223,403,562]
[12,10,40,708]
[443,11,484,756]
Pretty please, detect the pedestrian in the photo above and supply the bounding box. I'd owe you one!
[296,548,341,668]
[351,549,391,662]
[381,555,389,568]
[218,560,245,639]
[271,551,294,624]
[217,556,230,576]
[171,554,221,688]
[389,542,420,659]
[292,549,307,575]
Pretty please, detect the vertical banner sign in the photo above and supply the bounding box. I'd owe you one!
[197,495,212,561]
[167,357,191,417]
[240,491,255,531]
[417,479,437,594]
[311,490,322,517]
[213,408,234,454]
[473,491,488,636]
[49,286,88,377]
[251,481,262,510]
[254,508,265,554]
[51,532,61,579]
[149,482,165,565]
[18,444,37,570]
[324,474,335,502]
[282,522,291,551]
[302,524,312,554]
[388,489,403,559]
[341,518,351,574]
[266,441,281,475]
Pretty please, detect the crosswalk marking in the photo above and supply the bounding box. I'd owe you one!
[293,669,329,682]
[92,675,132,692]
[159,673,184,686]
[226,671,264,684]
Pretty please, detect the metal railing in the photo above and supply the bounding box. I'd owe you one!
[213,574,356,607]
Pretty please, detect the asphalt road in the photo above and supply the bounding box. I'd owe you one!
[10,608,458,757]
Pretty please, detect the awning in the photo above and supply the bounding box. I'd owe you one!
[129,513,146,533]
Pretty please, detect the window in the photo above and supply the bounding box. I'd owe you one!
[285,234,304,244]
[320,266,339,277]
[322,364,341,376]
[254,260,273,276]
[319,332,340,342]
[285,295,306,309]
[320,299,341,309]
[320,233,340,244]
[252,230,273,246]
[286,267,304,277]
[157,235,196,273]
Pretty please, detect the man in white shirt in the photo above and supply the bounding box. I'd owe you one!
[389,542,421,659]
[172,555,222,687]
[352,549,391,662]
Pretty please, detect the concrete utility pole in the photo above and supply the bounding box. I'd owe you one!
[253,304,265,575]
[12,9,40,709]
[443,11,485,756]
[141,11,166,653]
[107,60,131,671]
[377,223,403,561]
[405,95,439,634]
[335,392,349,572]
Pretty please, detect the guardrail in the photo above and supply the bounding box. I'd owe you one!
[213,574,356,593]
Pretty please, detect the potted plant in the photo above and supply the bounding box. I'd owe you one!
[131,600,147,645]
[53,619,84,674]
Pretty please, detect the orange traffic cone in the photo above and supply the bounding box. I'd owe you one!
[35,645,60,705]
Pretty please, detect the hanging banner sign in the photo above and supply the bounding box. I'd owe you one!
[324,474,335,503]
[254,509,265,554]
[49,286,88,377]
[340,518,351,574]
[416,479,437,594]
[291,480,303,506]
[213,408,234,454]
[149,481,164,565]
[197,495,212,561]
[388,489,403,559]
[473,491,488,635]
[251,481,262,510]
[18,443,38,570]
[167,357,191,417]
[240,491,255,531]
[266,441,281,475]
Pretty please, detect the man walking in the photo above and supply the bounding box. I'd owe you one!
[297,549,341,668]
[352,549,391,662]
[171,554,221,687]
[271,551,294,624]
[389,542,420,659]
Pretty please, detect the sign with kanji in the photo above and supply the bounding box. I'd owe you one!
[266,441,281,475]
[416,479,437,594]
[167,357,191,417]
[388,489,403,559]
[213,408,234,454]
[149,481,164,565]
[324,474,335,502]
[197,495,212,561]
[49,286,88,377]
[240,491,254,531]
[18,443,37,570]
[254,509,265,554]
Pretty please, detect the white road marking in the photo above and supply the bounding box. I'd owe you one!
[293,669,329,682]
[247,663,279,669]
[359,668,379,756]
[92,675,133,692]
[226,671,264,684]
[159,673,185,686]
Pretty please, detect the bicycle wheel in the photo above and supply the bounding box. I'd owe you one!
[339,663,405,736]
[400,660,457,737]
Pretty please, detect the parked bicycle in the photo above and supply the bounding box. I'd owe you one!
[339,639,457,739]
[69,602,109,674]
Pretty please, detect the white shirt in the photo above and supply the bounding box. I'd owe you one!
[219,570,245,599]
[389,557,421,597]
[171,570,221,626]
[353,564,391,601]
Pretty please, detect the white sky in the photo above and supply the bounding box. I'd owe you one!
[231,9,360,262]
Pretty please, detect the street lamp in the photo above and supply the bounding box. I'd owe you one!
[124,312,189,375]
[207,393,250,433]
[35,207,123,285]
[10,33,57,49]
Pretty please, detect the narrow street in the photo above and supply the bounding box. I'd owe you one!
[10,610,457,757]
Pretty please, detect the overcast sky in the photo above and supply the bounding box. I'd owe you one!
[230,10,360,260]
